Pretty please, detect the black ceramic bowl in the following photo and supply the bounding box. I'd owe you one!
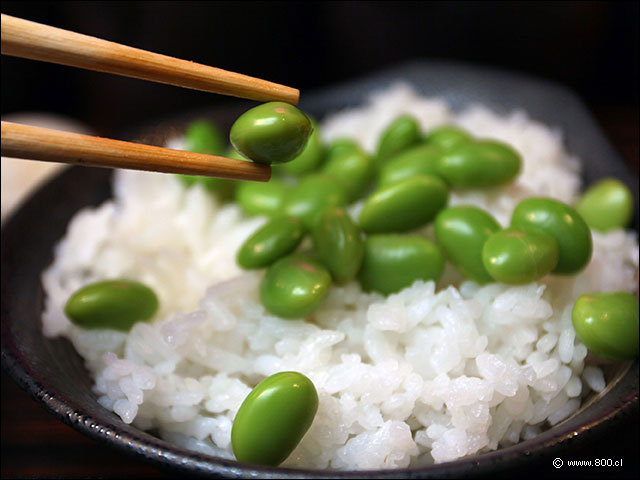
[2,61,638,478]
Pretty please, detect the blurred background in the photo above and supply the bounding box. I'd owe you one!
[2,1,638,138]
[1,1,638,478]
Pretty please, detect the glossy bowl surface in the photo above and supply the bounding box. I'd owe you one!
[1,61,638,478]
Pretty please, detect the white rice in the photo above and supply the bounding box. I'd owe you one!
[41,83,638,469]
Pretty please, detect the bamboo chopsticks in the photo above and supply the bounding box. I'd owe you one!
[1,14,298,181]
[1,121,271,181]
[1,14,298,104]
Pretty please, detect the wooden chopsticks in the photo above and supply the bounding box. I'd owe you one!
[1,14,298,104]
[1,121,270,181]
[0,14,299,181]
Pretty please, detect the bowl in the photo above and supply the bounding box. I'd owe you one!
[2,61,638,478]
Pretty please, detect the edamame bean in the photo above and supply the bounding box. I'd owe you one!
[274,118,325,175]
[575,178,634,232]
[375,115,422,169]
[481,228,559,284]
[237,217,305,269]
[325,138,361,163]
[312,207,364,284]
[230,102,312,164]
[284,174,348,229]
[64,279,159,331]
[434,206,501,283]
[359,175,449,233]
[437,140,521,188]
[235,179,289,217]
[184,119,226,156]
[572,291,639,360]
[425,125,472,151]
[260,253,332,319]
[378,143,443,188]
[232,371,318,466]
[322,149,375,201]
[511,197,592,274]
[359,235,445,295]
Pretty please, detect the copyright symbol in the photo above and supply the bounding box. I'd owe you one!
[553,458,563,469]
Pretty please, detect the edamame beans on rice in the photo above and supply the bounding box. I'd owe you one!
[43,84,638,470]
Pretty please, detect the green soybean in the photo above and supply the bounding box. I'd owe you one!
[260,253,332,319]
[230,102,312,165]
[64,279,159,331]
[274,118,325,176]
[232,371,318,466]
[572,291,639,360]
[284,174,348,229]
[437,140,521,188]
[237,217,305,269]
[375,115,422,169]
[511,197,592,274]
[481,228,559,285]
[235,179,289,217]
[575,178,634,232]
[184,119,226,156]
[359,175,449,233]
[434,206,501,283]
[312,208,364,284]
[425,125,472,151]
[359,235,445,295]
[325,138,361,163]
[322,149,375,201]
[378,143,443,188]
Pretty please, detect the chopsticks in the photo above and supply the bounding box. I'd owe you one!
[0,14,301,181]
[1,14,298,104]
[1,121,270,181]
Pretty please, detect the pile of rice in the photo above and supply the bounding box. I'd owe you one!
[41,84,638,469]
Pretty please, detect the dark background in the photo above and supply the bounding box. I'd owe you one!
[1,1,638,478]
[1,1,638,143]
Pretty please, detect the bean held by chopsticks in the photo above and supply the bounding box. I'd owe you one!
[0,121,271,182]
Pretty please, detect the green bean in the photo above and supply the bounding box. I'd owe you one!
[359,175,449,233]
[237,217,305,269]
[64,279,158,331]
[312,207,364,284]
[284,174,348,229]
[511,197,592,274]
[359,235,445,294]
[230,102,312,164]
[322,149,375,201]
[375,115,422,169]
[260,253,332,319]
[273,118,325,176]
[425,125,472,151]
[434,206,501,283]
[232,371,318,466]
[184,119,225,156]
[575,178,634,232]
[437,140,521,188]
[481,228,559,284]
[325,138,361,164]
[572,291,639,360]
[235,179,289,217]
[378,143,443,188]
